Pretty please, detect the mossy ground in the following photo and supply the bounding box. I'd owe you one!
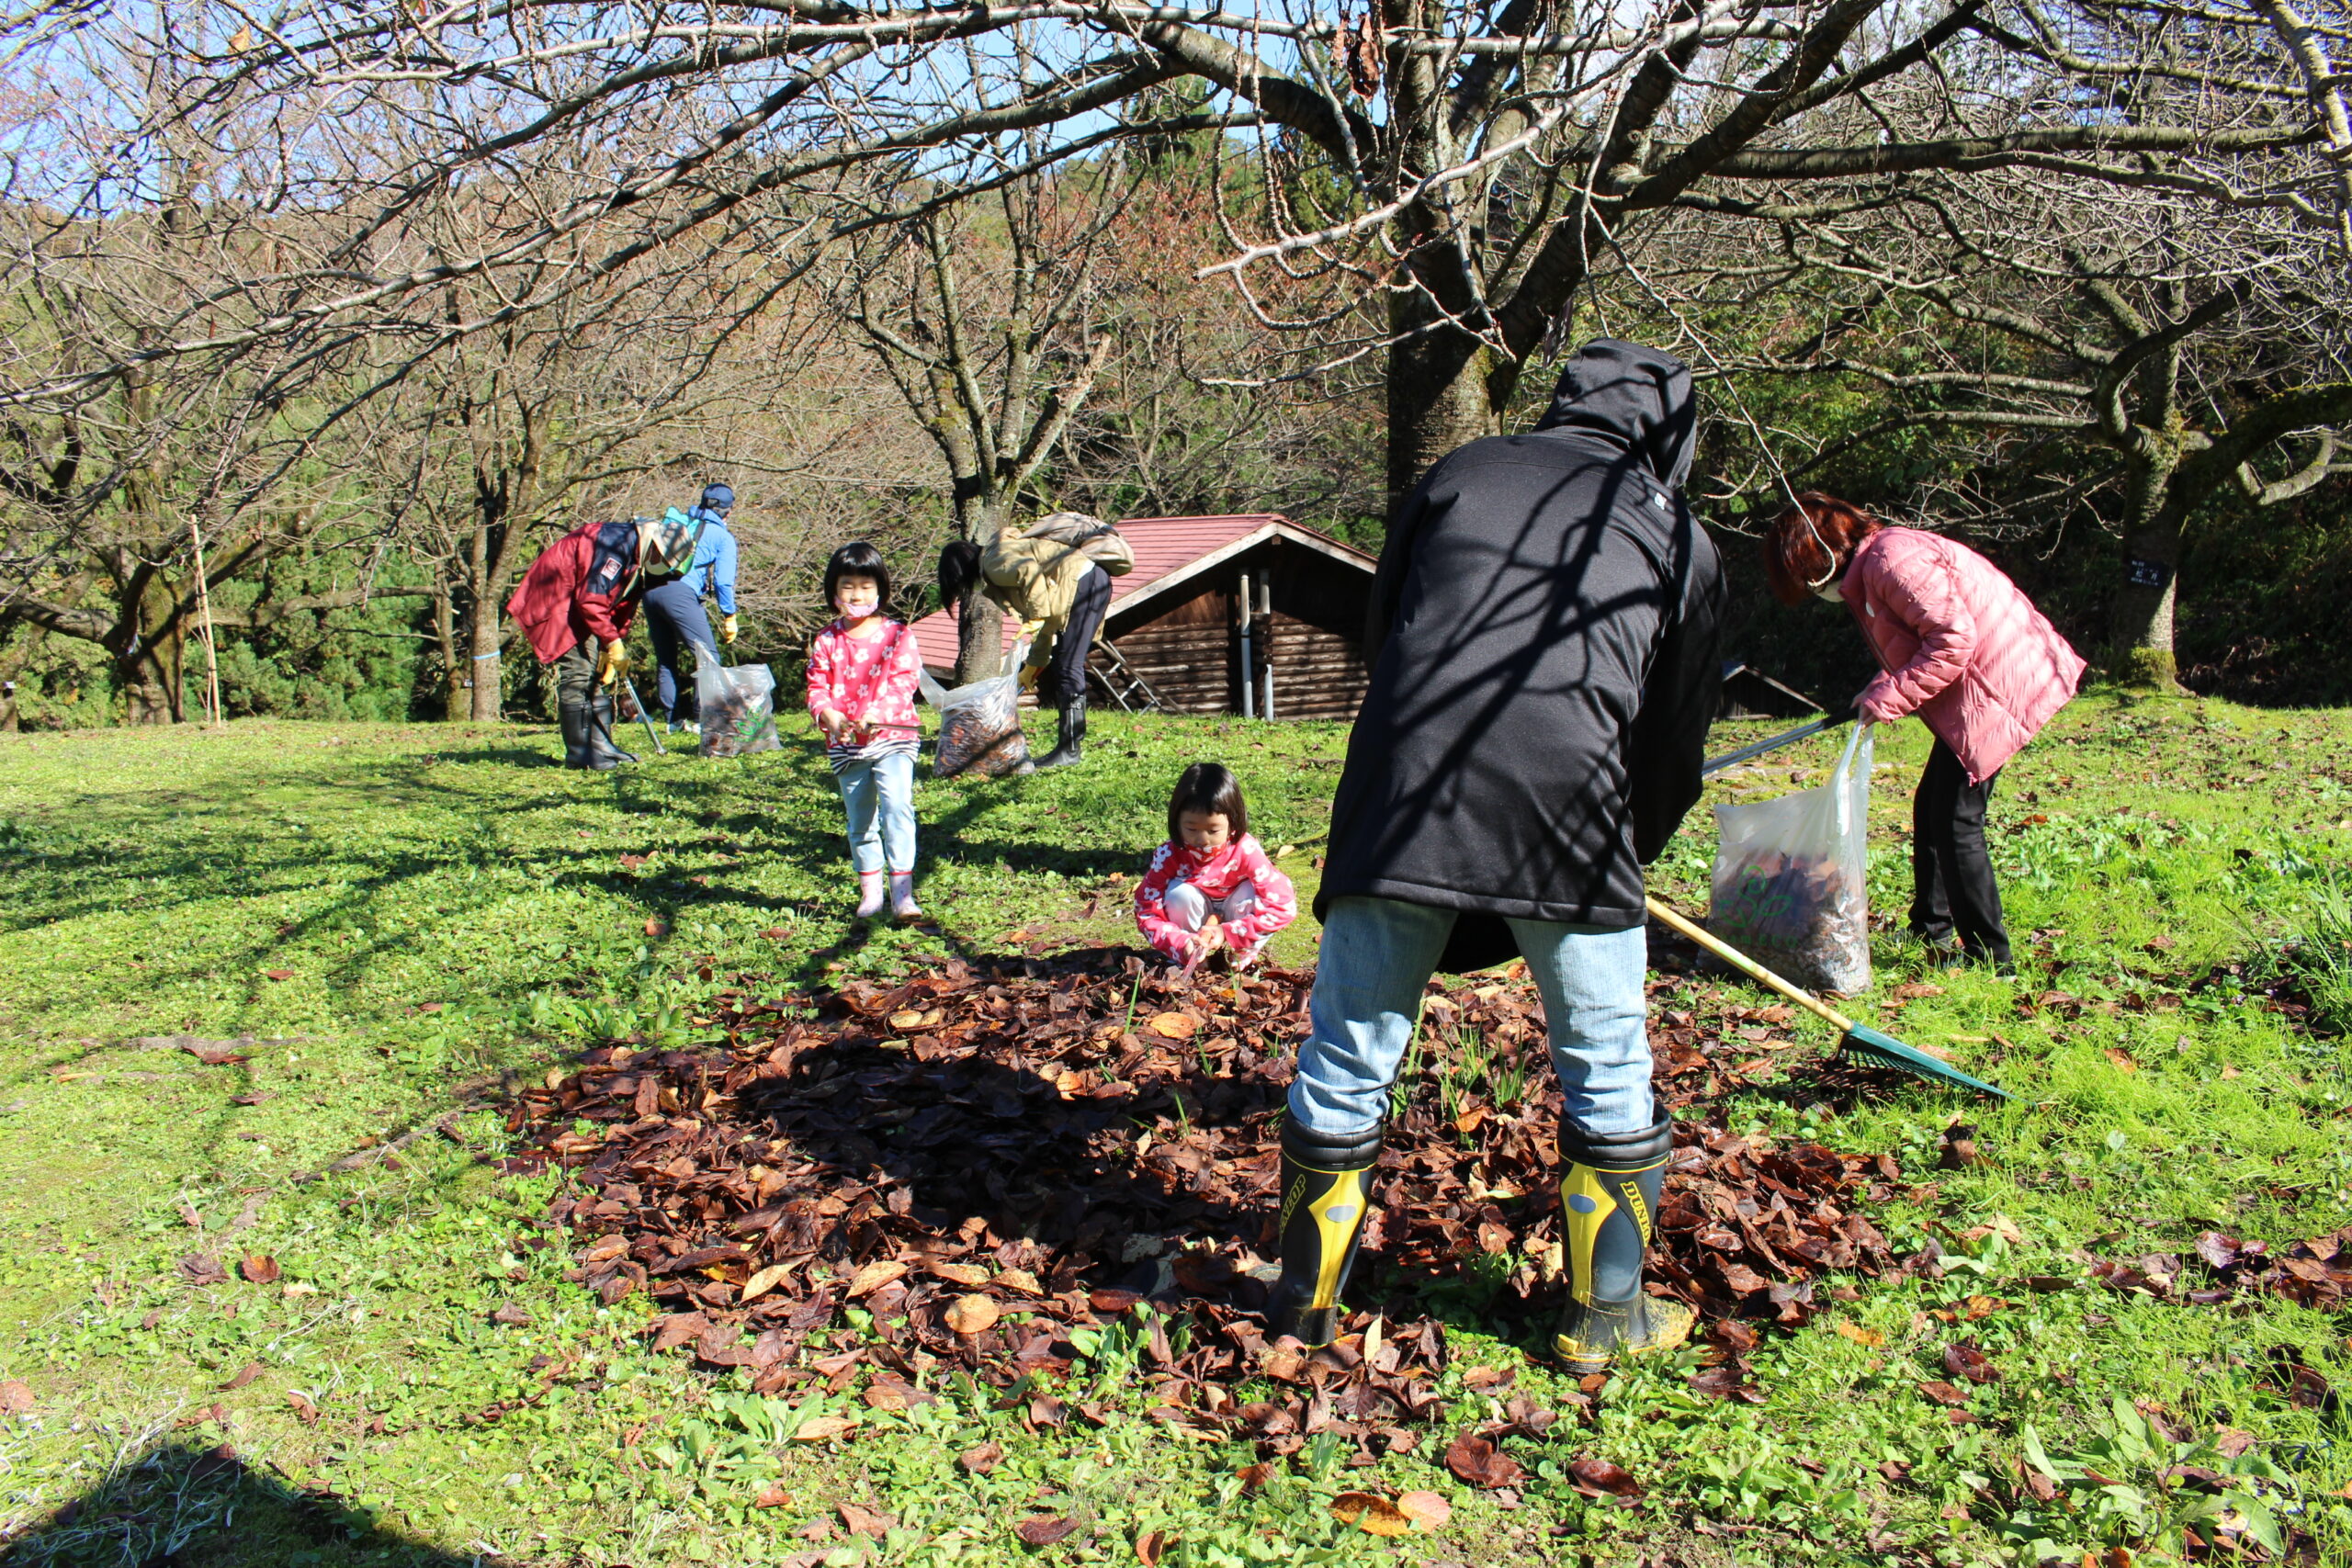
[0,695,2346,1566]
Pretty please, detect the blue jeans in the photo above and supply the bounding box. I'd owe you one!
[640,579,717,721]
[1289,897,1653,1140]
[836,750,917,875]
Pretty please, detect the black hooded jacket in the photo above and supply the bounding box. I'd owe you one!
[1318,340,1726,971]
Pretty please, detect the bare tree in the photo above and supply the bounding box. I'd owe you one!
[836,162,1125,678]
[1637,2,2352,684]
[7,0,2333,525]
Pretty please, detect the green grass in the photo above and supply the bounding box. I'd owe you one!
[0,695,2346,1566]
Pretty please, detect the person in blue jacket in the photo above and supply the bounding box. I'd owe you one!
[640,483,741,732]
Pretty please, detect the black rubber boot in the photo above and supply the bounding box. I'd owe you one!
[1553,1112,1695,1371]
[1035,696,1086,770]
[1265,1119,1384,1347]
[558,701,593,769]
[583,694,638,770]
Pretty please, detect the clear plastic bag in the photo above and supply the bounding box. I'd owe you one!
[917,639,1033,778]
[695,662,783,758]
[1709,723,1874,995]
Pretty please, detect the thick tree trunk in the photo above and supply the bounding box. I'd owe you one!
[2109,454,2187,691]
[470,603,504,721]
[952,492,1010,685]
[1384,243,1498,522]
[118,579,186,725]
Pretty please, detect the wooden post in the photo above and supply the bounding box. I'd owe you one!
[1258,577,1275,720]
[188,515,225,729]
[1237,571,1254,719]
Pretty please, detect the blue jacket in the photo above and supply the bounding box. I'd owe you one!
[681,508,738,615]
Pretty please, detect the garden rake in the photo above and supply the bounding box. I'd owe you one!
[1645,895,2012,1100]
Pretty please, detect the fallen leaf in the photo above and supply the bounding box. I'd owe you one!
[1136,1528,1172,1564]
[1330,1492,1411,1536]
[2105,1047,2139,1073]
[239,1255,280,1285]
[996,1268,1043,1296]
[264,969,294,982]
[1443,1432,1524,1489]
[286,1390,318,1426]
[1567,1457,1644,1498]
[945,1294,1001,1336]
[220,1362,266,1391]
[1944,1342,2000,1384]
[740,1262,792,1304]
[1147,1011,1197,1040]
[643,919,668,939]
[930,1262,991,1286]
[0,1381,33,1416]
[490,1303,531,1326]
[1236,1461,1273,1491]
[1395,1490,1453,1529]
[844,1259,909,1298]
[1917,1381,1972,1406]
[958,1440,1004,1473]
[791,1415,859,1442]
[839,1503,893,1538]
[1016,1515,1080,1547]
[1835,1321,1884,1348]
[752,1483,791,1508]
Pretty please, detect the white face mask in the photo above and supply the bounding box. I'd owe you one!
[1813,574,1845,604]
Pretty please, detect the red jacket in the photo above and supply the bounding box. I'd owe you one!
[507,521,648,664]
[1843,527,2086,783]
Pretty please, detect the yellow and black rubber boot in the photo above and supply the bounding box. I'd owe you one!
[1554,1113,1695,1371]
[1264,1119,1384,1347]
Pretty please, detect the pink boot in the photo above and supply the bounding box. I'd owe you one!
[854,870,887,919]
[890,871,922,920]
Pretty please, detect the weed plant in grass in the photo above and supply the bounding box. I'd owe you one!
[0,698,2346,1566]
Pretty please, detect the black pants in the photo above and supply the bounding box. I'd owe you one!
[1910,739,2009,964]
[1042,564,1112,710]
[640,579,717,721]
[554,637,605,709]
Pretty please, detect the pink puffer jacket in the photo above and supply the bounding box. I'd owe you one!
[1841,527,2086,784]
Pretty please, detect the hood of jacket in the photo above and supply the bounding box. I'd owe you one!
[1532,339,1697,490]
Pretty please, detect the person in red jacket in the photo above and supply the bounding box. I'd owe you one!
[1764,493,2086,971]
[506,514,700,769]
[1133,763,1297,971]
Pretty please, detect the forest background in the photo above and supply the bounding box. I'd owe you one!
[3,0,2350,727]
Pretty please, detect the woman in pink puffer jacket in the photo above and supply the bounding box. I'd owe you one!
[1764,493,2086,970]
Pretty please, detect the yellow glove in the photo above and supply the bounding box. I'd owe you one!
[596,641,630,688]
[720,614,739,646]
[1018,618,1046,646]
[1018,663,1041,692]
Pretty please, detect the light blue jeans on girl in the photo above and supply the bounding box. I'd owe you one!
[835,750,917,874]
[1289,896,1653,1141]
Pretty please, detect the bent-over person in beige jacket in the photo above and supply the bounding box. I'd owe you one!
[937,513,1132,770]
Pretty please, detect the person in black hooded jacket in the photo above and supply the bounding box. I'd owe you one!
[1266,340,1724,1371]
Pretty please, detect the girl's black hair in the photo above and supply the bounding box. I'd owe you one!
[1168,761,1248,841]
[937,537,982,617]
[824,541,892,613]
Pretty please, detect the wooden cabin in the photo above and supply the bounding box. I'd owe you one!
[910,514,1378,720]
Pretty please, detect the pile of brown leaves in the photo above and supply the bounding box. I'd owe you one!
[509,948,1930,1433]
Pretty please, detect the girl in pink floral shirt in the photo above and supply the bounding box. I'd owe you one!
[806,543,924,919]
[1135,762,1297,970]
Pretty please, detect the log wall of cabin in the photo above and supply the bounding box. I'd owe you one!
[1102,537,1373,719]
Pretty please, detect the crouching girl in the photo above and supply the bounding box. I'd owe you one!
[1135,762,1297,970]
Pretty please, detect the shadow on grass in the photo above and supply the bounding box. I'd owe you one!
[0,1440,479,1567]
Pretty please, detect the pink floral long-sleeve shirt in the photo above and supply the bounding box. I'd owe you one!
[1133,834,1297,961]
[806,618,922,771]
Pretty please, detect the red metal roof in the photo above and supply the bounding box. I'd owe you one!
[909,514,1286,670]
